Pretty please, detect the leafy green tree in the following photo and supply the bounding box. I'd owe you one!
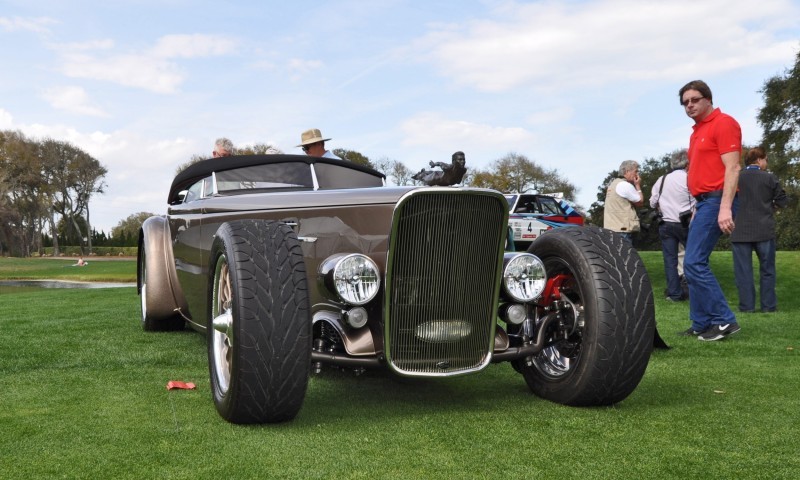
[72,149,107,252]
[587,169,617,227]
[758,47,800,249]
[758,50,800,183]
[56,214,89,246]
[91,228,109,247]
[371,156,414,186]
[467,152,577,201]
[332,148,374,169]
[0,131,114,256]
[388,160,414,186]
[175,154,206,175]
[176,143,284,174]
[112,212,156,246]
[0,130,49,256]
[42,139,107,255]
[237,143,283,155]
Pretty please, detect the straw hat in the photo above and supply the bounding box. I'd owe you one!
[297,128,331,147]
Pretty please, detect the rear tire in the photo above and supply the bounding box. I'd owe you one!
[208,220,311,424]
[519,226,654,405]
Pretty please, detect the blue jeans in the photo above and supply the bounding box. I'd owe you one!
[617,232,633,244]
[659,222,688,299]
[684,196,737,331]
[732,239,776,312]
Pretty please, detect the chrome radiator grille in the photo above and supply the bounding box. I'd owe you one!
[384,190,507,376]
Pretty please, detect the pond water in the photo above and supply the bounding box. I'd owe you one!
[0,280,135,291]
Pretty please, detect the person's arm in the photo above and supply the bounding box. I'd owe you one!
[718,151,741,234]
[649,177,661,209]
[772,176,788,209]
[631,173,644,207]
[616,181,644,206]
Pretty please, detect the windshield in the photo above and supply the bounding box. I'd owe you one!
[215,163,313,192]
[510,195,566,215]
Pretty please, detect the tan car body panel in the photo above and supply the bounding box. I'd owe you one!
[138,215,189,321]
[159,186,414,332]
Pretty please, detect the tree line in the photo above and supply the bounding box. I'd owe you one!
[0,129,581,258]
[0,131,107,257]
[336,148,579,202]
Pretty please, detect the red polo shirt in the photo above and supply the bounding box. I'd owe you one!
[687,108,741,196]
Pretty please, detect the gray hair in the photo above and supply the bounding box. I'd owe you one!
[215,137,234,155]
[670,151,688,170]
[618,160,639,177]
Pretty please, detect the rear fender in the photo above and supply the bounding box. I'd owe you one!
[138,216,190,321]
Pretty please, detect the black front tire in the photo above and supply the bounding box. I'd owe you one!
[519,226,654,406]
[208,220,311,424]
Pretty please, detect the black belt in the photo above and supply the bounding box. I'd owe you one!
[694,190,723,202]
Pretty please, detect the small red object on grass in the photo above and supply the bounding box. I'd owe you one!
[167,381,196,390]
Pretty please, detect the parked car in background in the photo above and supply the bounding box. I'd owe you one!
[505,193,584,250]
[138,154,654,424]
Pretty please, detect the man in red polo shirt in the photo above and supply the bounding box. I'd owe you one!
[679,80,742,341]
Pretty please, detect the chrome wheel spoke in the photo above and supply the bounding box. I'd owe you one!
[212,256,233,394]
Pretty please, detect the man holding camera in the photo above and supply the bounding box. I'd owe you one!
[603,160,643,244]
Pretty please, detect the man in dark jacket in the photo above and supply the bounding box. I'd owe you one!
[731,147,788,313]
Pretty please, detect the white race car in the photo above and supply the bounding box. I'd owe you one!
[505,193,584,249]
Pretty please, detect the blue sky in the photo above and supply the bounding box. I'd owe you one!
[2,0,799,232]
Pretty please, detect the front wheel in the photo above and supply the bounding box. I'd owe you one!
[208,220,311,424]
[518,226,654,406]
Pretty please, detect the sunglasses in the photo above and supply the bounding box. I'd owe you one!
[681,96,705,107]
[301,145,310,152]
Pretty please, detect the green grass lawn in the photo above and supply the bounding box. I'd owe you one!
[0,253,798,479]
[0,256,136,283]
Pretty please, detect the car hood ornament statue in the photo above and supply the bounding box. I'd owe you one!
[412,151,467,186]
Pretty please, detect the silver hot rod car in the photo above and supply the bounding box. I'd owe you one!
[138,154,655,424]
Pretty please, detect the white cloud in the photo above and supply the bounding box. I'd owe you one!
[247,55,325,83]
[56,34,238,93]
[150,34,238,58]
[401,112,535,150]
[42,86,108,117]
[527,107,574,126]
[57,38,115,51]
[60,51,184,94]
[249,59,276,71]
[0,108,13,129]
[417,0,800,92]
[287,58,323,79]
[0,16,56,34]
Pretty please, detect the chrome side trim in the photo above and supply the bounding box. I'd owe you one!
[310,163,320,191]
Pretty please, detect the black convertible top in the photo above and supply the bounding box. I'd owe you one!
[168,154,386,203]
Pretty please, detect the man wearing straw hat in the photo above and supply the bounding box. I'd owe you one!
[297,128,341,159]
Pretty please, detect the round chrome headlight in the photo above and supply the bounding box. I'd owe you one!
[325,254,380,305]
[503,253,546,302]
